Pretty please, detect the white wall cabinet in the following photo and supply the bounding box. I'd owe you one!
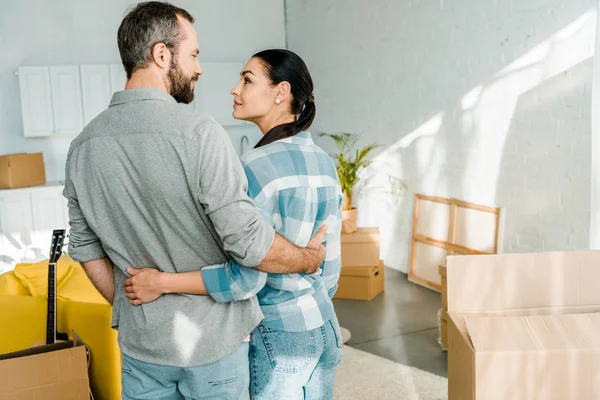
[81,65,112,125]
[0,184,68,273]
[50,66,84,135]
[18,61,246,138]
[18,63,127,138]
[18,67,55,137]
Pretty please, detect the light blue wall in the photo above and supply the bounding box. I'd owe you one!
[0,0,286,181]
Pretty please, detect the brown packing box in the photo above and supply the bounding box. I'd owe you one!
[447,251,600,400]
[341,227,380,267]
[439,264,447,308]
[0,153,46,189]
[334,260,385,301]
[0,330,90,400]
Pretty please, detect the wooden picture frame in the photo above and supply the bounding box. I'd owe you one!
[408,194,503,292]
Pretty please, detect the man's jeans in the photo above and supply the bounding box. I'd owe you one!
[121,342,249,400]
[249,317,344,399]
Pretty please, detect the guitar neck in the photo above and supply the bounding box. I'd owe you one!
[46,261,57,345]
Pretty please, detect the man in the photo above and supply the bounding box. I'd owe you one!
[63,2,326,399]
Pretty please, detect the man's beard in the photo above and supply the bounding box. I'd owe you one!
[167,59,196,104]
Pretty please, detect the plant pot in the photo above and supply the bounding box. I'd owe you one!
[342,208,358,234]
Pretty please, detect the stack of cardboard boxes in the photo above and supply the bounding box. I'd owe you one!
[334,227,384,301]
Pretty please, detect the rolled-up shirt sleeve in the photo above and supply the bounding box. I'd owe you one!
[194,118,275,267]
[62,168,107,262]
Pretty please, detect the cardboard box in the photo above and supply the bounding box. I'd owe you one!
[0,153,46,189]
[334,260,384,301]
[0,331,90,399]
[447,250,600,400]
[439,264,447,308]
[341,227,380,267]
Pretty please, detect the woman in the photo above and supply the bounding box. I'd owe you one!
[124,49,343,399]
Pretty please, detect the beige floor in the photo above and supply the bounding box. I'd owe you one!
[334,345,447,400]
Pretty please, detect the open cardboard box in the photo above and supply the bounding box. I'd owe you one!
[0,330,90,399]
[447,250,600,400]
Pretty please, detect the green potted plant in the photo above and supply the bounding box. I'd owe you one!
[320,132,379,233]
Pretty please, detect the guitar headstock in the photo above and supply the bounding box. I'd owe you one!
[49,229,66,264]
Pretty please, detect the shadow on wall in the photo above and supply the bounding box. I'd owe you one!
[346,8,595,273]
[0,232,47,273]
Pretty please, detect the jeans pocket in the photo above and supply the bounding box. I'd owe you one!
[121,354,134,375]
[121,355,146,398]
[258,326,317,374]
[208,376,239,387]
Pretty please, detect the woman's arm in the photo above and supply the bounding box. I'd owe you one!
[123,261,268,305]
[123,267,206,305]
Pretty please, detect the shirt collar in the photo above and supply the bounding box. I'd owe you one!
[109,88,177,107]
[277,131,314,145]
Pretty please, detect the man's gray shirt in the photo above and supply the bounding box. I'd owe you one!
[63,88,274,367]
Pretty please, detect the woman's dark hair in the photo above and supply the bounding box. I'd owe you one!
[253,49,316,148]
[118,2,194,79]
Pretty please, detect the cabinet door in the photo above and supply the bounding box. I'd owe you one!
[81,65,111,125]
[110,64,127,94]
[18,66,55,137]
[0,191,36,270]
[50,66,84,135]
[31,186,69,262]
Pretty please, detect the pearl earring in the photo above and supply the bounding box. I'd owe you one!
[275,98,281,104]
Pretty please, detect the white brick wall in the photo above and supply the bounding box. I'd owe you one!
[590,1,600,249]
[286,0,595,272]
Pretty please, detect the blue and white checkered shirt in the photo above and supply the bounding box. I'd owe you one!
[201,131,343,332]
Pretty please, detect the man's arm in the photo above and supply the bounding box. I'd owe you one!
[63,157,114,303]
[200,227,327,299]
[123,195,326,304]
[82,257,114,304]
[194,118,324,274]
[255,227,326,274]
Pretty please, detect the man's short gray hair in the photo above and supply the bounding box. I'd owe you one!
[117,1,194,79]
